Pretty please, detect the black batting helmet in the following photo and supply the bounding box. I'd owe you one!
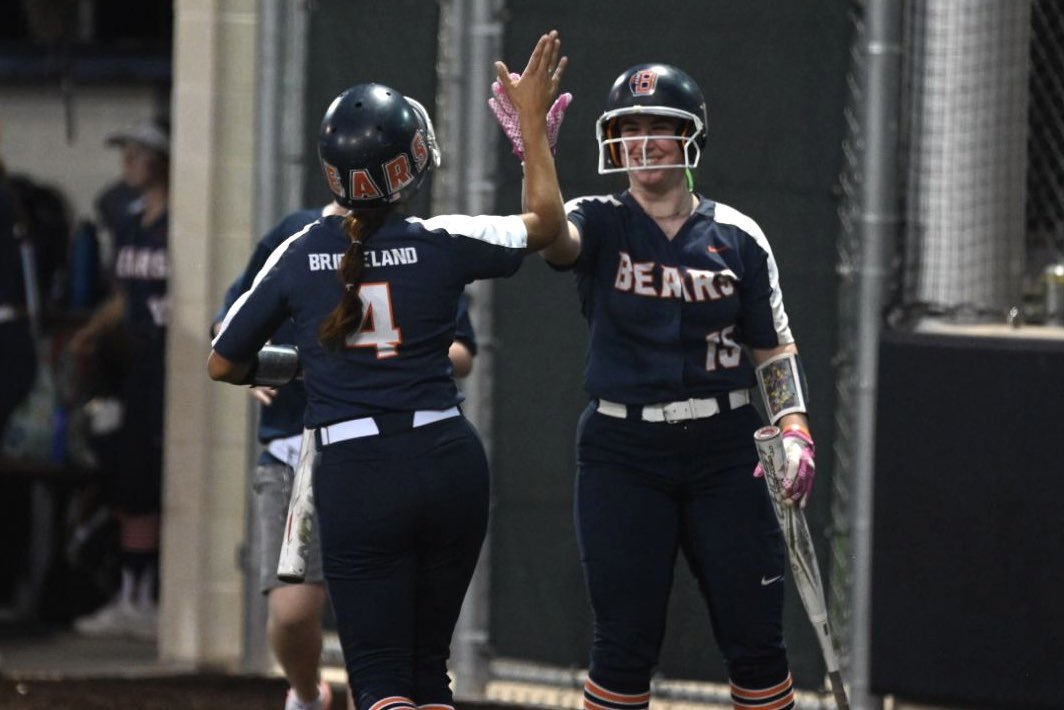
[318,83,438,209]
[596,63,708,174]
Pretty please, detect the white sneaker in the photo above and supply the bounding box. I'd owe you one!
[73,596,130,636]
[73,596,157,640]
[285,681,333,710]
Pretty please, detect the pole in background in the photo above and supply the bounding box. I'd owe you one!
[433,0,505,698]
[242,0,310,674]
[850,1,902,708]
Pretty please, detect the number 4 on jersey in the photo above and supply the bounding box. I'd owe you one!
[345,282,402,358]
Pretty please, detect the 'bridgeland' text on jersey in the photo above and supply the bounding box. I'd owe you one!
[307,247,420,271]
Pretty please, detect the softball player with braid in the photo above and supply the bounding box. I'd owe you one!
[213,202,478,710]
[492,63,814,710]
[209,31,567,710]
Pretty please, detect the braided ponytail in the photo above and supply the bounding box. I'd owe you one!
[318,211,387,350]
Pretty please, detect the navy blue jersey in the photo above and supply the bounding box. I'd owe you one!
[454,291,476,354]
[214,212,524,427]
[216,208,320,443]
[114,205,168,380]
[562,192,792,404]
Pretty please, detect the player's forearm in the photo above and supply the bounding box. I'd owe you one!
[207,350,251,384]
[519,115,564,250]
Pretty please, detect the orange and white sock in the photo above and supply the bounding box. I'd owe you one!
[583,677,650,710]
[729,672,795,710]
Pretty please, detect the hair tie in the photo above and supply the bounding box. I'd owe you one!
[345,283,357,291]
[351,239,363,247]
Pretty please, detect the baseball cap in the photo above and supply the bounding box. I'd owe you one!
[105,119,170,155]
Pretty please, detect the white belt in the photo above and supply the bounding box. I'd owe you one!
[597,390,750,424]
[266,433,304,468]
[317,406,461,446]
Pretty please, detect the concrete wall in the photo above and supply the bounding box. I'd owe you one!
[159,0,259,668]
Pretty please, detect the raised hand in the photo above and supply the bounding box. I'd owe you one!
[493,31,568,132]
[489,72,572,159]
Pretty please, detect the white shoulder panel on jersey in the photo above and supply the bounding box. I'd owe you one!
[411,214,527,249]
[213,220,318,345]
[714,202,794,345]
[564,194,620,214]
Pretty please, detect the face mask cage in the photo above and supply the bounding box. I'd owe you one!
[595,106,704,175]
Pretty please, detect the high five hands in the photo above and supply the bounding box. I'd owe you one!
[489,30,571,159]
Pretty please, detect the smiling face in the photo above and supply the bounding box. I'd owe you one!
[616,114,687,191]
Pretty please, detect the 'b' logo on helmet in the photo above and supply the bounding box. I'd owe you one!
[629,70,658,96]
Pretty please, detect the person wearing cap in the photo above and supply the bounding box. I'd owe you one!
[70,117,170,640]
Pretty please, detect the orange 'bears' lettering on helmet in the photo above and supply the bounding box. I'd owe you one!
[323,162,345,198]
[384,154,414,195]
[350,169,383,200]
[411,131,429,172]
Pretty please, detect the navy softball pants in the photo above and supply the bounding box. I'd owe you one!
[575,401,790,694]
[314,415,489,710]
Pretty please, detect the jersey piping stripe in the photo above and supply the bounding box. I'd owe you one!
[714,201,793,345]
[213,219,319,344]
[411,214,528,249]
[564,194,621,214]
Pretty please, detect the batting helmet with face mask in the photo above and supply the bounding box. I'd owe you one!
[596,63,708,174]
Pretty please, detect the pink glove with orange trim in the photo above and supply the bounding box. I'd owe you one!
[488,72,572,159]
[754,427,816,508]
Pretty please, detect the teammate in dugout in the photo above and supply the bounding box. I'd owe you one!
[70,118,171,640]
[490,63,815,710]
[212,201,479,710]
[209,31,567,710]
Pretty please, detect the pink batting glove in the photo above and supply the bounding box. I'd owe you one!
[488,74,524,158]
[546,91,572,154]
[780,428,816,508]
[488,74,572,159]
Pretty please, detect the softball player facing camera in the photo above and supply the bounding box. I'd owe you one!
[501,63,816,710]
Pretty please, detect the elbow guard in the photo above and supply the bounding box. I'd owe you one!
[755,351,809,425]
[239,344,301,387]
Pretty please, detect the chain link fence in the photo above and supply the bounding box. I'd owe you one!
[831,0,1064,676]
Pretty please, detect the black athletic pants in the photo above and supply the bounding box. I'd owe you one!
[315,415,489,710]
[575,401,790,693]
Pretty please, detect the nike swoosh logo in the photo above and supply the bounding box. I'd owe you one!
[707,245,729,253]
[761,575,783,586]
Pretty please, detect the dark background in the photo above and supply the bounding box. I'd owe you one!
[302,0,852,689]
[871,331,1064,710]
